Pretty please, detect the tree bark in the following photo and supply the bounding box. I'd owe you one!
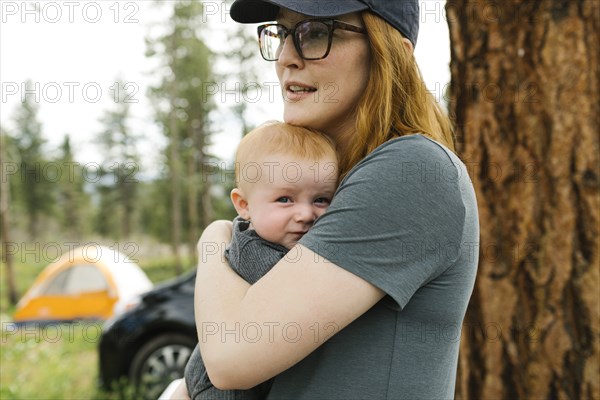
[447,1,599,398]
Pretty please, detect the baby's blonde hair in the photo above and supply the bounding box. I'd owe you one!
[235,121,337,190]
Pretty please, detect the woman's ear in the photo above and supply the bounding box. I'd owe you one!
[402,38,414,55]
[231,188,251,220]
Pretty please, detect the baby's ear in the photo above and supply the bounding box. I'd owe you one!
[231,188,251,220]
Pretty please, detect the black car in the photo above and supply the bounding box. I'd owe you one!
[99,270,197,399]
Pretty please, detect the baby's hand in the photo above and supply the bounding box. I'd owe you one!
[157,378,190,400]
[170,379,191,399]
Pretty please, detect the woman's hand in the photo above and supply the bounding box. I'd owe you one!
[196,219,233,258]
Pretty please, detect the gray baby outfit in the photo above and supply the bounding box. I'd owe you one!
[184,218,287,400]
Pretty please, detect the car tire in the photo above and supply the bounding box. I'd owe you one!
[129,333,197,400]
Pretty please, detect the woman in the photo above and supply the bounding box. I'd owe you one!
[175,0,479,398]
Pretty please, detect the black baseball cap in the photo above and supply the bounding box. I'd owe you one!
[230,0,420,48]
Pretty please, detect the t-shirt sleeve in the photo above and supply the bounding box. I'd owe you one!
[299,135,466,310]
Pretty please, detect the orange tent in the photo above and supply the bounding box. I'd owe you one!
[13,245,153,323]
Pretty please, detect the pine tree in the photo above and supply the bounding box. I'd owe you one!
[0,128,19,304]
[12,84,52,239]
[95,81,140,239]
[147,0,215,269]
[55,135,90,237]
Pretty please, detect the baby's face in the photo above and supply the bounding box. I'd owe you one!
[244,154,338,249]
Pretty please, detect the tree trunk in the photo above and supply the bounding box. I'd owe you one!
[187,125,199,262]
[198,132,214,233]
[120,167,135,239]
[122,182,132,239]
[447,1,599,398]
[169,96,183,275]
[0,134,19,305]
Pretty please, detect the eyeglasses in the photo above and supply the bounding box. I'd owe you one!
[257,18,366,61]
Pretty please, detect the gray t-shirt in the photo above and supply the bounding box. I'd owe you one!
[266,134,479,399]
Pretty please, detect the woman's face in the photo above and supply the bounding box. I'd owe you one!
[275,10,370,142]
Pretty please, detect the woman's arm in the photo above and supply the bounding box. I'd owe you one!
[195,221,385,390]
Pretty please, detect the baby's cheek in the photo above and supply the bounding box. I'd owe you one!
[317,207,330,217]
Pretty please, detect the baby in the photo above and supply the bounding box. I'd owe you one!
[183,121,338,399]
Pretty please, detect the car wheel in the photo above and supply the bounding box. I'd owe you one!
[129,333,196,400]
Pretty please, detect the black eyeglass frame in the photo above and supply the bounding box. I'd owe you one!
[257,18,367,61]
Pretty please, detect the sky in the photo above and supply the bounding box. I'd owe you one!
[1,0,450,170]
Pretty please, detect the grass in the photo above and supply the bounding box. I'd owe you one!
[0,246,192,400]
[0,322,108,399]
